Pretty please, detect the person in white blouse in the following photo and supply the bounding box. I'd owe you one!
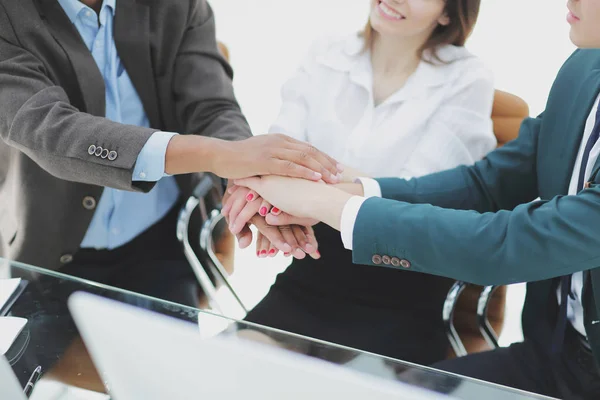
[230,2,600,399]
[223,0,495,364]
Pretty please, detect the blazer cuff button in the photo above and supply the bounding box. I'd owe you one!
[94,146,103,157]
[88,145,97,155]
[101,149,109,159]
[400,259,411,269]
[108,151,118,161]
[372,255,382,265]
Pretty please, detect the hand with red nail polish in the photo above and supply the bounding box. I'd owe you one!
[233,175,352,231]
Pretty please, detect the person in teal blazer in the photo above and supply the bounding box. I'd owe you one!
[230,1,600,398]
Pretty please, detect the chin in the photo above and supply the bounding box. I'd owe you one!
[569,30,600,48]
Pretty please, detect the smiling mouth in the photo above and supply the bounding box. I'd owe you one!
[378,0,406,20]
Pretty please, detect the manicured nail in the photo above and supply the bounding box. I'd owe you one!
[271,207,280,215]
[260,250,267,257]
[256,251,260,257]
[260,207,268,216]
[312,172,322,180]
[337,163,345,172]
[284,252,291,257]
[268,249,276,256]
[316,250,321,257]
[246,193,254,202]
[304,244,315,253]
[282,244,292,253]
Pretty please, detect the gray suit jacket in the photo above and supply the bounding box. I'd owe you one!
[0,0,252,270]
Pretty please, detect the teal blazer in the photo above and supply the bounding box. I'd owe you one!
[352,49,600,365]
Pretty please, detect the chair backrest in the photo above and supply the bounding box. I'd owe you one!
[450,90,529,356]
[218,42,230,62]
[491,90,530,146]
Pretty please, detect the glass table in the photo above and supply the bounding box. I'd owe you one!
[1,258,555,400]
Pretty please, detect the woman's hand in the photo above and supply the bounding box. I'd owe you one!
[255,227,320,260]
[222,184,320,254]
[233,176,353,230]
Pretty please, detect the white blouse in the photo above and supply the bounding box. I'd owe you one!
[269,35,497,179]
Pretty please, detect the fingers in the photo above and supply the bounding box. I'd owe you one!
[221,185,240,217]
[258,199,272,217]
[288,144,342,184]
[236,224,253,249]
[278,225,305,259]
[269,159,324,182]
[228,188,254,232]
[291,225,318,255]
[230,199,261,235]
[302,226,321,260]
[279,136,343,182]
[265,212,319,227]
[250,216,292,253]
[256,232,268,258]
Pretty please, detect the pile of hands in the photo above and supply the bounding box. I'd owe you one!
[219,134,358,260]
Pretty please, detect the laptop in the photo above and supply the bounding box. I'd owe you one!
[68,292,450,400]
[0,355,26,400]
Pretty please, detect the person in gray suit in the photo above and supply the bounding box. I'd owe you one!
[0,0,342,306]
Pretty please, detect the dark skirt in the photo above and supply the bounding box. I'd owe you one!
[245,223,456,365]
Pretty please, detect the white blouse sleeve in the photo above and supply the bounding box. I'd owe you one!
[268,42,324,141]
[427,59,497,168]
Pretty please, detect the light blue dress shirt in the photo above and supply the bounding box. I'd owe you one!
[57,0,180,250]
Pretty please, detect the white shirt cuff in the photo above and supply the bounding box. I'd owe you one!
[356,177,382,198]
[133,131,178,182]
[340,196,368,250]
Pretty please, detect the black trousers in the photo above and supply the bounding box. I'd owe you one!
[433,326,600,400]
[61,202,199,307]
[9,203,199,387]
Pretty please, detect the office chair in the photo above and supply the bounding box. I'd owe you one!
[443,90,530,357]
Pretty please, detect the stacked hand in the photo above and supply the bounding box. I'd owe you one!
[222,183,321,259]
[217,134,362,259]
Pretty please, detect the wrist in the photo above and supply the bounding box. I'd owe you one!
[334,183,364,196]
[310,186,353,231]
[165,135,225,175]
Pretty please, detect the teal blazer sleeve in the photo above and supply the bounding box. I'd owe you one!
[351,114,600,286]
[375,114,543,213]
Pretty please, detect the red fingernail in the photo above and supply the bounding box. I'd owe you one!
[284,252,291,257]
[260,250,267,255]
[316,251,321,257]
[256,251,260,257]
[269,249,276,255]
[272,207,280,214]
[246,193,254,202]
[260,207,268,216]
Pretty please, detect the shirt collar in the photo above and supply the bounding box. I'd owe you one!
[56,0,116,24]
[317,35,474,90]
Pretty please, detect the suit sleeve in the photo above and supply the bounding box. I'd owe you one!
[374,114,542,213]
[351,115,558,285]
[172,0,252,141]
[0,33,156,191]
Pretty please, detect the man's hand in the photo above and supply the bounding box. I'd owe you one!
[210,134,343,183]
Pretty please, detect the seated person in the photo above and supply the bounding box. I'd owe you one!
[0,0,341,308]
[232,1,600,398]
[224,0,496,365]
